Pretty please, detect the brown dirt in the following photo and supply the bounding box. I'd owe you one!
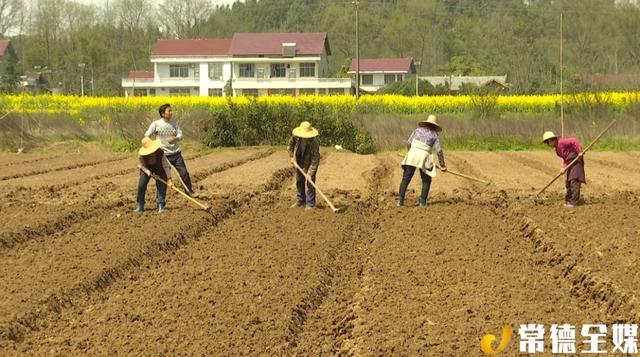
[0,148,639,355]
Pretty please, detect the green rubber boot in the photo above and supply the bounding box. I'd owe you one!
[157,203,166,213]
[395,196,404,207]
[418,198,428,207]
[134,203,144,214]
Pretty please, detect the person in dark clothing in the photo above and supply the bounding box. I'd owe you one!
[136,137,173,214]
[288,121,321,209]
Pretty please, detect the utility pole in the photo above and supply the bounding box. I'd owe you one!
[353,0,360,99]
[78,63,86,96]
[560,12,564,137]
[415,60,421,96]
[91,67,95,96]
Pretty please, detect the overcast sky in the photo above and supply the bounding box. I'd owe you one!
[73,0,241,7]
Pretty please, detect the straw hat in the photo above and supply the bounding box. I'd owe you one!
[138,137,162,156]
[292,121,319,138]
[542,131,558,143]
[418,115,442,131]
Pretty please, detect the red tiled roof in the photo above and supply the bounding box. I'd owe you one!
[128,70,154,79]
[0,40,10,57]
[230,32,329,56]
[152,39,231,57]
[348,58,414,73]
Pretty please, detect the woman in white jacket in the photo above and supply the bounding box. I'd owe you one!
[397,115,447,207]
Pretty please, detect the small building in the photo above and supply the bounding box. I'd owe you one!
[348,58,415,93]
[122,39,233,97]
[229,32,351,96]
[421,75,509,93]
[20,72,48,94]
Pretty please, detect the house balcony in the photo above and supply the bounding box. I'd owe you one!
[121,78,205,88]
[232,77,352,89]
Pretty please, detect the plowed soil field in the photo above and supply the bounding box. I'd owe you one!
[1,147,638,355]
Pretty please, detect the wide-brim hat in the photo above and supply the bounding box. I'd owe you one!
[138,137,162,156]
[542,131,558,143]
[418,115,442,131]
[292,121,319,138]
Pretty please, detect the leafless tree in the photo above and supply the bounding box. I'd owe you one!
[160,0,212,38]
[0,0,24,37]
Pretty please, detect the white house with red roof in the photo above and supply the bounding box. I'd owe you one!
[229,32,351,96]
[121,39,232,97]
[348,58,415,93]
[122,33,352,97]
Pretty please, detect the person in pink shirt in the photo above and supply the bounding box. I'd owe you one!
[542,131,586,208]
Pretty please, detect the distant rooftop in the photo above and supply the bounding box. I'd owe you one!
[152,39,231,57]
[421,75,509,91]
[348,58,414,73]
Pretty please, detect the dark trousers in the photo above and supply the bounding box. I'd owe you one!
[565,179,581,205]
[166,152,193,193]
[295,169,316,207]
[137,171,167,206]
[398,165,432,201]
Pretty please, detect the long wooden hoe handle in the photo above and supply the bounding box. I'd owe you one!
[395,152,489,185]
[436,165,490,185]
[537,120,616,196]
[292,161,339,212]
[138,165,210,210]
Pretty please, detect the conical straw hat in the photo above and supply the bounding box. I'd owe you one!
[292,121,319,138]
[418,115,442,131]
[138,137,162,156]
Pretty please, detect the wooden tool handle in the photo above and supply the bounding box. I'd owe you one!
[138,165,209,210]
[292,161,339,212]
[436,165,489,185]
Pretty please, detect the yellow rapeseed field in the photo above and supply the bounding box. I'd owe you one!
[1,92,638,117]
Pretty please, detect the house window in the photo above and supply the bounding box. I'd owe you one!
[384,74,397,85]
[361,74,373,85]
[169,64,189,78]
[149,88,156,96]
[271,63,286,78]
[133,88,148,96]
[397,74,404,81]
[208,88,223,96]
[329,88,345,95]
[299,63,315,77]
[298,88,316,95]
[209,63,223,80]
[169,88,190,96]
[239,64,255,78]
[241,89,259,96]
[269,88,294,96]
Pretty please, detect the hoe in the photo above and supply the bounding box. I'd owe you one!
[138,165,210,211]
[292,161,342,213]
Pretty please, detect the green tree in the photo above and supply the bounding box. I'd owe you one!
[0,58,20,93]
